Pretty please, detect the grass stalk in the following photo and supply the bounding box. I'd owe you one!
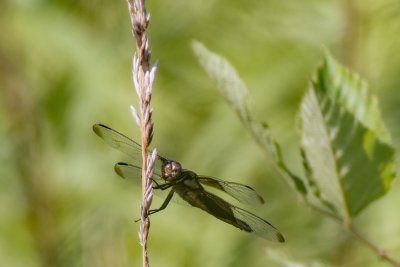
[126,1,157,266]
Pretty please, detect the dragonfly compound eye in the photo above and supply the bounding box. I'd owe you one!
[162,161,182,180]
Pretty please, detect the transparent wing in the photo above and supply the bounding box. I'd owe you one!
[93,123,164,176]
[230,203,285,242]
[114,162,165,186]
[204,192,284,242]
[198,175,264,206]
[114,162,190,207]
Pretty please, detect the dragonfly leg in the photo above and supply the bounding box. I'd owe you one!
[148,190,174,215]
[152,179,162,187]
[153,183,173,190]
[133,190,175,222]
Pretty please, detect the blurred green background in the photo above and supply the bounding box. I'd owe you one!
[1,0,400,266]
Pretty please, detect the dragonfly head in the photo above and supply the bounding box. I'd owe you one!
[162,160,182,181]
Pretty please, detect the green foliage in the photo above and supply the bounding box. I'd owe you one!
[193,41,396,221]
[300,55,396,218]
[193,41,398,263]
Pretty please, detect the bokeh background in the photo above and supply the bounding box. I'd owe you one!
[1,0,400,266]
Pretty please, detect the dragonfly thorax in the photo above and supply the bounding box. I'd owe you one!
[162,160,182,181]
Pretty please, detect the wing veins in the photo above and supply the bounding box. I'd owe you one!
[198,175,264,205]
[203,191,284,242]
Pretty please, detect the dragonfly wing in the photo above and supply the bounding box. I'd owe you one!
[229,203,285,242]
[203,192,284,242]
[93,124,141,162]
[198,175,264,205]
[114,162,190,207]
[114,162,165,186]
[93,124,164,176]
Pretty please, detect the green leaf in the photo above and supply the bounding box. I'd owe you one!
[318,53,392,144]
[300,54,395,219]
[192,40,307,196]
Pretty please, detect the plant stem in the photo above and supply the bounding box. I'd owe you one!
[349,224,400,267]
[126,1,156,267]
[307,203,400,266]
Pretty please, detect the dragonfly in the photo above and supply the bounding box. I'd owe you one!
[92,123,285,242]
